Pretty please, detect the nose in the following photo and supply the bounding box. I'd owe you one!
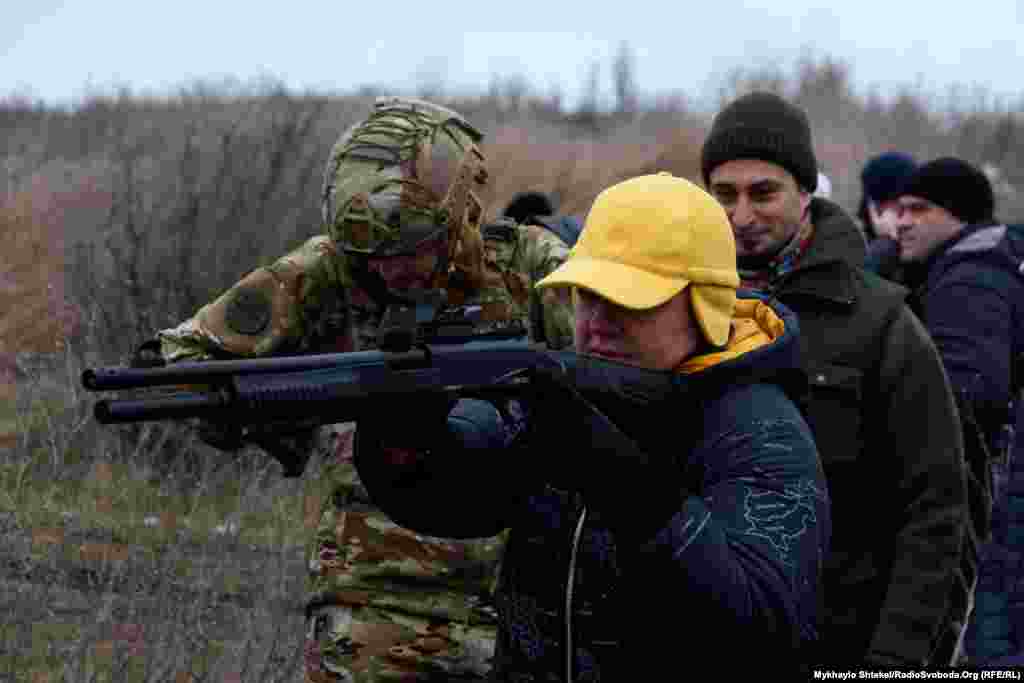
[729,195,756,228]
[896,216,914,237]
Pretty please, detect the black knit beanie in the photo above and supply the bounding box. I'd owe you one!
[900,157,995,225]
[502,191,555,223]
[701,92,818,192]
[857,151,918,227]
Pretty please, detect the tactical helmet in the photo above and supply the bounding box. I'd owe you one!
[321,97,489,285]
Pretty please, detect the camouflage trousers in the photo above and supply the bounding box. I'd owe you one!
[304,604,496,682]
[304,424,500,682]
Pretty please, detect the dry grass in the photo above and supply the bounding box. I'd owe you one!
[1,416,331,681]
[0,183,85,386]
[1,56,1022,680]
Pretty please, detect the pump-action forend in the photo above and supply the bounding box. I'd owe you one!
[81,337,680,428]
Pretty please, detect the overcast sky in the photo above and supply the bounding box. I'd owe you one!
[4,1,1022,111]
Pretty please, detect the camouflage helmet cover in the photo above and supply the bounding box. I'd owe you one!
[321,97,489,286]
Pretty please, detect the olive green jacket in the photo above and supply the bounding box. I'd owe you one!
[762,199,967,667]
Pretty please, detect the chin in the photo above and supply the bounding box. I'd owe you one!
[897,244,919,263]
[736,246,778,269]
[586,350,632,364]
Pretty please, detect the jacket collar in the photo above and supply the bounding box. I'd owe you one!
[768,198,867,308]
[673,291,807,405]
[796,198,867,270]
[905,221,1005,299]
[926,221,1001,269]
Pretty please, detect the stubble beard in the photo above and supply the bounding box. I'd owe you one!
[735,223,799,271]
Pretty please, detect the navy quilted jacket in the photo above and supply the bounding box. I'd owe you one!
[909,223,1024,663]
[357,294,830,680]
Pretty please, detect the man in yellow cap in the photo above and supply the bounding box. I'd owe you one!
[354,172,831,678]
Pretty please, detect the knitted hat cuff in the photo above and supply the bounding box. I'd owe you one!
[702,126,817,193]
[901,157,995,225]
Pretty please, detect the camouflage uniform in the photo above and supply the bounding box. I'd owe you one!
[156,97,574,681]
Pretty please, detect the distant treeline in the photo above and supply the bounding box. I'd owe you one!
[2,55,1022,366]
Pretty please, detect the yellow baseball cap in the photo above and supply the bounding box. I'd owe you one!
[536,173,740,346]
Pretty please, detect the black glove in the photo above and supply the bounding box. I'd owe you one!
[129,340,245,452]
[244,422,318,477]
[129,339,166,368]
[354,393,459,482]
[525,363,688,543]
[194,418,247,451]
[127,340,317,476]
[191,419,315,477]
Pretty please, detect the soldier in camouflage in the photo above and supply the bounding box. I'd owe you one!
[151,97,575,681]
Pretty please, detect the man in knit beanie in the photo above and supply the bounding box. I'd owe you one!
[700,92,824,290]
[896,156,996,264]
[701,92,969,668]
[894,157,1024,668]
[858,152,919,279]
[859,151,919,239]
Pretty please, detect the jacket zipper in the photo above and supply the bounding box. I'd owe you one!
[564,505,587,683]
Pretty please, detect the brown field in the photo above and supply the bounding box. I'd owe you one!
[1,56,1022,680]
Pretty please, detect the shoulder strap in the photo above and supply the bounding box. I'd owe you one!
[482,218,553,345]
[481,217,518,244]
[528,214,582,248]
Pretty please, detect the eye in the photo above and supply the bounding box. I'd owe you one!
[711,188,736,205]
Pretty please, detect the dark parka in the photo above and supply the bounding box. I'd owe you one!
[905,223,1023,454]
[760,198,968,667]
[901,222,1024,664]
[355,294,829,680]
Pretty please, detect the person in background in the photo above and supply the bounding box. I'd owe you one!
[894,157,1024,666]
[701,91,968,668]
[858,151,918,280]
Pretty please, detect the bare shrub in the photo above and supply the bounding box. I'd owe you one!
[1,66,1020,473]
[482,122,698,221]
[0,182,81,358]
[60,89,337,357]
[0,179,93,427]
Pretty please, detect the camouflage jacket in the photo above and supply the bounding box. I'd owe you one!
[159,222,573,361]
[156,220,573,632]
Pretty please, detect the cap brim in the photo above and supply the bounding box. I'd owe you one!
[691,284,736,347]
[536,256,688,310]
